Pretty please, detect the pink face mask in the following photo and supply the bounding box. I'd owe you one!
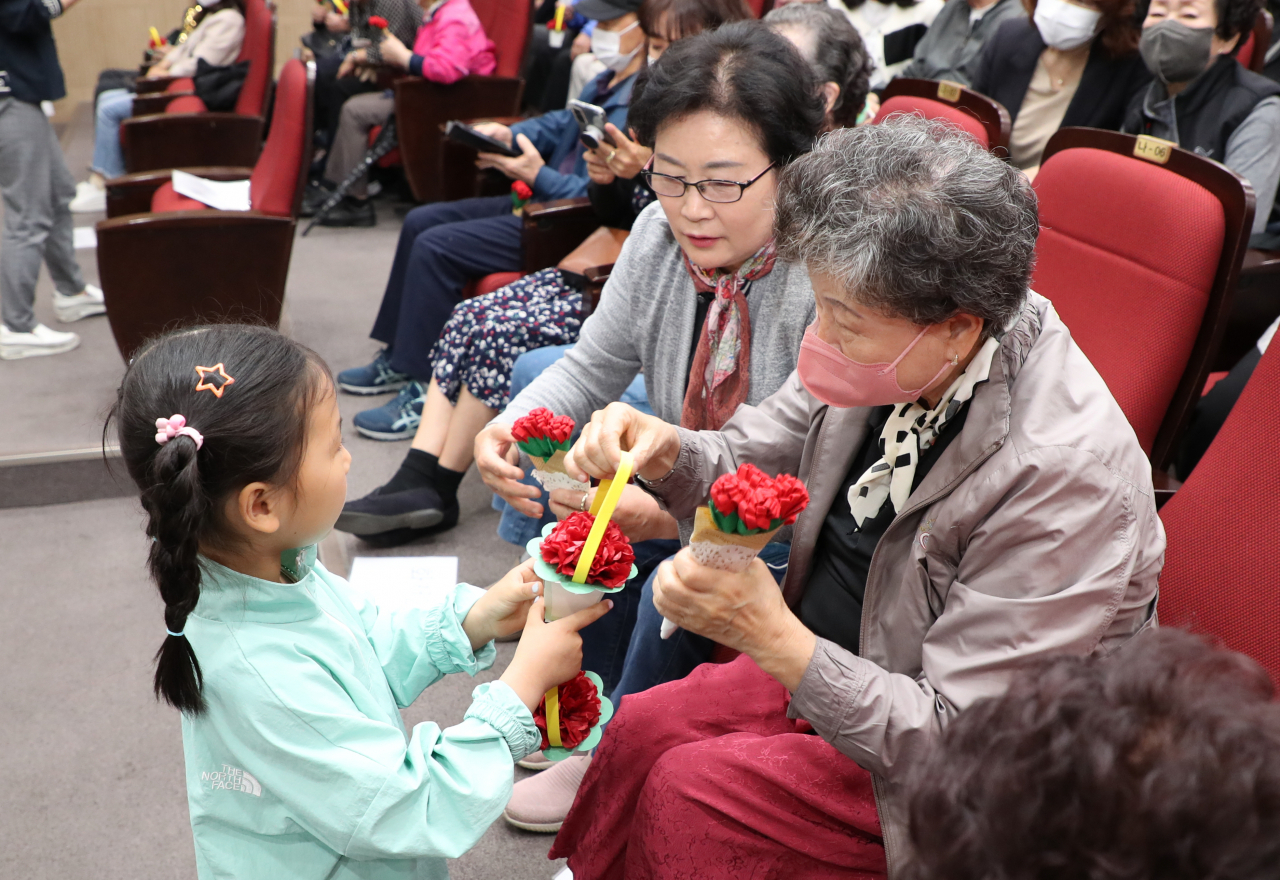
[797,323,954,408]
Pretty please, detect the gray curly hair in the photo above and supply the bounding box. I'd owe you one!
[775,117,1039,330]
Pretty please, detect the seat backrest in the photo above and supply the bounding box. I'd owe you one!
[469,0,532,79]
[234,0,276,116]
[1032,127,1254,469]
[250,58,313,217]
[1157,337,1280,683]
[1237,9,1274,72]
[873,77,1011,153]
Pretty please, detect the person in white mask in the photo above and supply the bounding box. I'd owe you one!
[971,0,1151,177]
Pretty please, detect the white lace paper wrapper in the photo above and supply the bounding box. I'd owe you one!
[531,469,590,493]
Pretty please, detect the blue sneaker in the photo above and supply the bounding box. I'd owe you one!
[337,350,411,396]
[353,380,426,440]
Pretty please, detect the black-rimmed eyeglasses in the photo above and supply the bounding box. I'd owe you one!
[641,161,776,204]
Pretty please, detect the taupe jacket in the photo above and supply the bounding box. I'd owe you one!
[643,293,1164,874]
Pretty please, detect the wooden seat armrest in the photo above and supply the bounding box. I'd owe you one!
[135,76,181,94]
[1152,468,1183,510]
[121,113,263,173]
[132,92,195,116]
[443,115,526,131]
[1241,248,1280,276]
[522,199,603,274]
[581,262,616,317]
[104,166,254,218]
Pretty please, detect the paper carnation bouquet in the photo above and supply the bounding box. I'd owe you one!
[533,670,614,760]
[661,463,809,638]
[512,407,588,493]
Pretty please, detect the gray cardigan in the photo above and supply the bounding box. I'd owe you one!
[498,201,816,431]
[900,0,1024,86]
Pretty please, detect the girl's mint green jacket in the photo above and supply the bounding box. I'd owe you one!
[181,548,539,879]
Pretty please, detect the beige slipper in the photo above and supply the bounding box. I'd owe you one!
[503,754,590,832]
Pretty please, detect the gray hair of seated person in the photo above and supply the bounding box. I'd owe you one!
[764,2,873,129]
[774,117,1039,331]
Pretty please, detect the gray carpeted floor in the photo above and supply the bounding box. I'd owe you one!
[1,106,564,879]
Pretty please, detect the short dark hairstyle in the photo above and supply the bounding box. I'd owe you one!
[906,628,1280,880]
[775,118,1039,331]
[628,20,827,168]
[764,2,874,129]
[638,0,752,41]
[1214,0,1263,40]
[109,324,330,715]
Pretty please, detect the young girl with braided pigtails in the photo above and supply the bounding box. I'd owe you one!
[110,324,610,880]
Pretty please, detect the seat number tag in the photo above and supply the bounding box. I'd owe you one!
[936,81,962,102]
[1133,135,1176,165]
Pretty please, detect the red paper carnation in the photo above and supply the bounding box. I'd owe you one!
[709,464,809,534]
[368,15,388,28]
[540,511,635,587]
[512,407,574,445]
[533,671,602,751]
[512,180,534,201]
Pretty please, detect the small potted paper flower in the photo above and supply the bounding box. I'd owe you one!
[510,180,534,216]
[511,407,586,493]
[529,510,637,619]
[661,464,808,637]
[533,670,614,762]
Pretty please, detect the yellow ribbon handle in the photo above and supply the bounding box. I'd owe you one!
[545,686,562,748]
[572,452,634,584]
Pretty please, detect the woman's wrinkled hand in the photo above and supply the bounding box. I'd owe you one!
[379,32,413,70]
[475,422,545,518]
[564,402,681,484]
[476,133,545,186]
[584,148,616,186]
[548,484,679,541]
[653,549,815,691]
[337,47,368,78]
[591,124,650,181]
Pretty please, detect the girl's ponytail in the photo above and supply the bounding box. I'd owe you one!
[143,433,209,714]
[111,325,328,716]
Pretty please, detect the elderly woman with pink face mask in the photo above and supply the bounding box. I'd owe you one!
[550,118,1166,878]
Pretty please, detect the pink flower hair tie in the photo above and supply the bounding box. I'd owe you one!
[155,414,204,450]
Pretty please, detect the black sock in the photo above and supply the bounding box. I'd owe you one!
[433,464,466,505]
[381,449,438,494]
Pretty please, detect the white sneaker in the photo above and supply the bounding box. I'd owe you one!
[53,284,106,322]
[69,181,106,214]
[0,323,81,359]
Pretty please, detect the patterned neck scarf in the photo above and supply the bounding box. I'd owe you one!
[848,336,1000,527]
[679,240,778,431]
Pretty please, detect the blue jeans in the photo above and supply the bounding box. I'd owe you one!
[607,541,792,710]
[92,88,133,179]
[494,343,653,547]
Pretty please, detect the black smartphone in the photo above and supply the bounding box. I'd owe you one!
[445,121,523,158]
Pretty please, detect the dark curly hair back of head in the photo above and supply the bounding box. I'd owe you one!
[906,627,1280,880]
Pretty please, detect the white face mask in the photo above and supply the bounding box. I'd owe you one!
[592,19,642,72]
[1034,0,1103,50]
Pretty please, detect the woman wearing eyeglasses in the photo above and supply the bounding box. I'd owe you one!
[480,22,826,831]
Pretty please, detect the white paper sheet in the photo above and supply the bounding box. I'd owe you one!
[347,556,459,610]
[73,227,96,249]
[171,169,251,212]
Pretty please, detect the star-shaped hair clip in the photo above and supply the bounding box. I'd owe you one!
[194,363,236,398]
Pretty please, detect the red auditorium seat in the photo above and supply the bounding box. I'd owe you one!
[1157,336,1280,683]
[394,0,534,203]
[1031,127,1254,471]
[95,59,314,361]
[121,0,277,173]
[1235,9,1273,72]
[873,77,1012,153]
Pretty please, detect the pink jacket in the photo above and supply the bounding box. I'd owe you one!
[411,0,496,84]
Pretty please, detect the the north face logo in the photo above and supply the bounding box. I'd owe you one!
[201,764,262,797]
